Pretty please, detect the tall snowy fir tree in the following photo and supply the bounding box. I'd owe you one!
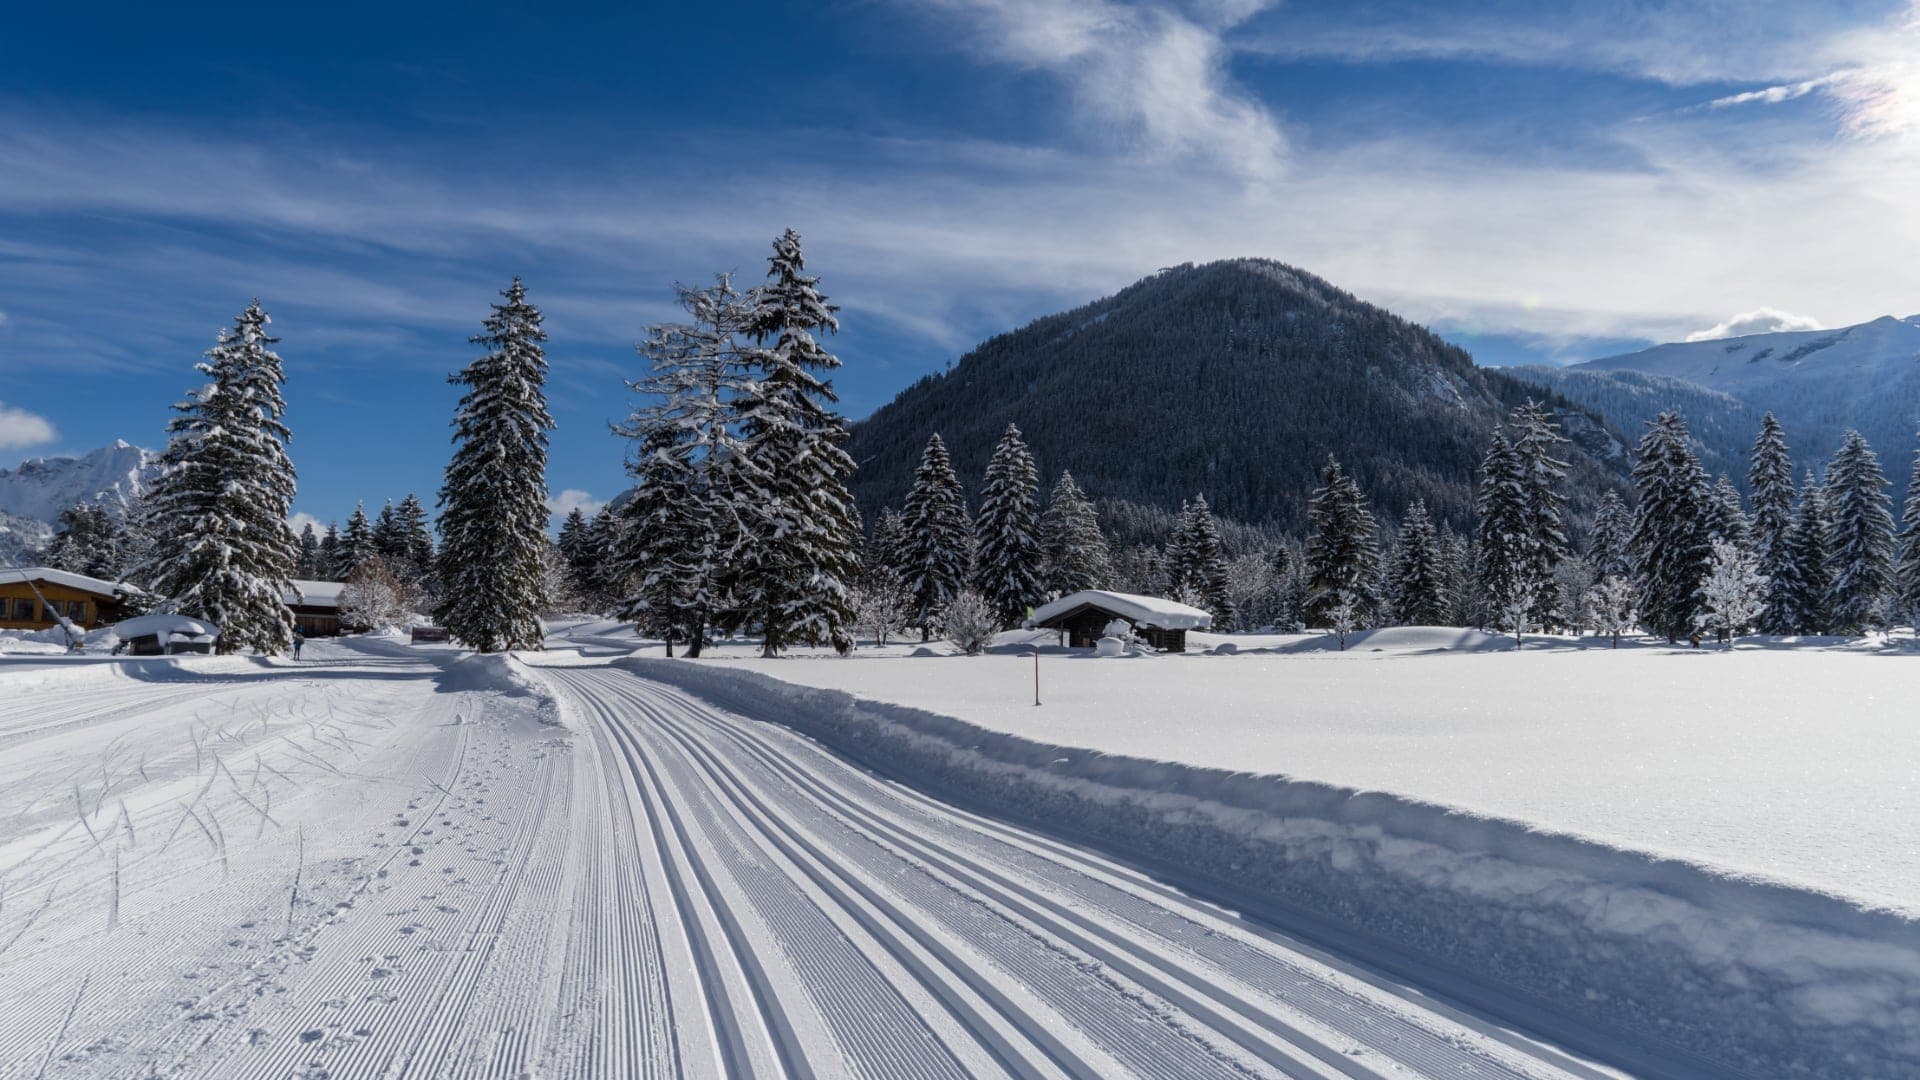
[1302,456,1379,629]
[318,524,340,580]
[1748,414,1799,635]
[1897,443,1920,632]
[1588,490,1633,582]
[435,279,554,652]
[44,504,125,581]
[1388,501,1449,626]
[972,423,1046,627]
[1784,472,1834,634]
[338,504,376,577]
[1475,433,1536,643]
[900,433,972,638]
[613,274,757,657]
[295,522,322,579]
[1629,412,1713,643]
[1040,471,1111,595]
[371,500,406,563]
[1823,429,1895,634]
[139,300,300,654]
[1510,401,1569,624]
[1167,494,1233,628]
[1708,476,1751,549]
[722,229,862,655]
[557,508,597,606]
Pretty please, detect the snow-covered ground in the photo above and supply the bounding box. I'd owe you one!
[671,625,1920,913]
[1,632,1629,1078]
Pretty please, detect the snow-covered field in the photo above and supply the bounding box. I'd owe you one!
[669,625,1920,912]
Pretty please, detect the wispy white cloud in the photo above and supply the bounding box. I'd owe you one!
[547,489,605,519]
[0,401,57,448]
[1685,308,1825,343]
[915,0,1287,181]
[288,511,327,535]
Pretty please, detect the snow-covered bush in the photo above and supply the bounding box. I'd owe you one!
[1587,574,1638,648]
[340,555,413,633]
[941,590,999,655]
[851,568,915,647]
[1697,538,1768,645]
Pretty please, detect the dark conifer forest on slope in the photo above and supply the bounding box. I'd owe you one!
[846,259,1632,546]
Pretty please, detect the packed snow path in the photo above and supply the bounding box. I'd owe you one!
[537,663,1612,1079]
[0,645,1615,1078]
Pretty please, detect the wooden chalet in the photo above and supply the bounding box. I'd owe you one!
[0,567,129,632]
[285,580,346,637]
[1028,590,1213,653]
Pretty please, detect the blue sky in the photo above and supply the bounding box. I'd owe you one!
[2,0,1916,529]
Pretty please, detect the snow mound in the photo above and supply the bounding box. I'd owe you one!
[439,652,572,729]
[1277,626,1515,653]
[618,658,1920,1078]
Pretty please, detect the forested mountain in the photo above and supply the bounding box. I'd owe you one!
[847,259,1631,543]
[1510,315,1920,495]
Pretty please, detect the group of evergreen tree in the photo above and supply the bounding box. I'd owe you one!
[610,231,860,657]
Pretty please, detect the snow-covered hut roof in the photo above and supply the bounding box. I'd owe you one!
[286,580,345,609]
[113,613,218,642]
[0,566,128,597]
[1028,590,1213,631]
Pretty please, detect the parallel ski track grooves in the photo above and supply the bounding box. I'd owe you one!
[638,679,1576,1080]
[556,666,1598,1080]
[575,671,1111,1080]
[555,667,1294,1079]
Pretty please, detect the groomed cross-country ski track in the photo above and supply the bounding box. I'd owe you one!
[0,639,1623,1078]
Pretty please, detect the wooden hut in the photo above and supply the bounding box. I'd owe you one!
[1028,590,1213,653]
[284,580,345,637]
[0,567,129,631]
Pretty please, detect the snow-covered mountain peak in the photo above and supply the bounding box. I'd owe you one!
[0,441,159,523]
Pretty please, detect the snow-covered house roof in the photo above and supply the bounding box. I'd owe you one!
[113,613,218,642]
[1028,590,1213,631]
[0,566,129,597]
[285,580,345,609]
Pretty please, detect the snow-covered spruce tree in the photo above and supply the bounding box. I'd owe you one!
[1443,533,1477,627]
[1588,490,1634,583]
[613,274,756,658]
[972,423,1047,627]
[295,523,322,579]
[1629,412,1713,643]
[870,506,911,581]
[338,504,376,577]
[1898,444,1920,634]
[1388,500,1449,626]
[1784,472,1834,634]
[722,231,863,656]
[1587,574,1637,648]
[1040,471,1112,596]
[557,507,594,601]
[1511,401,1570,625]
[318,522,341,576]
[1709,476,1752,550]
[1267,541,1303,631]
[1823,430,1896,634]
[1167,493,1233,629]
[900,433,973,640]
[44,503,124,580]
[1303,456,1380,630]
[372,500,405,563]
[1475,433,1535,646]
[1748,414,1799,635]
[139,301,301,654]
[1697,537,1767,645]
[435,278,554,652]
